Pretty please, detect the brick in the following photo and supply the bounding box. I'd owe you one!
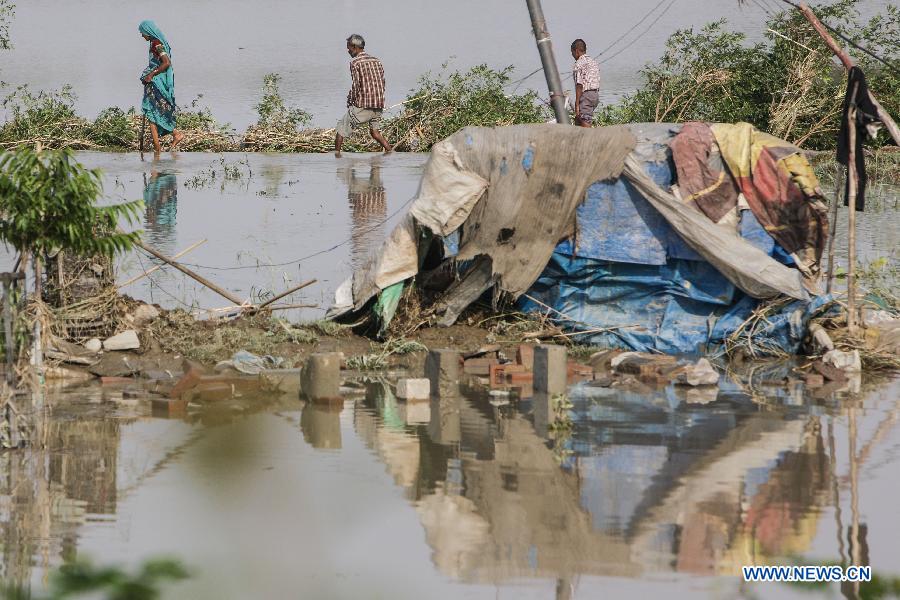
[151,397,188,418]
[198,375,260,393]
[508,371,534,384]
[170,363,206,399]
[301,353,342,401]
[489,363,526,386]
[195,383,233,402]
[463,357,499,375]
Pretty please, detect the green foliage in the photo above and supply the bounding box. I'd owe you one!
[0,147,143,259]
[3,557,189,600]
[255,73,311,129]
[599,0,900,150]
[89,106,136,149]
[386,64,550,151]
[0,0,13,51]
[0,86,91,148]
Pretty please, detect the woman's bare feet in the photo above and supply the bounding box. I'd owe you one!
[170,130,185,151]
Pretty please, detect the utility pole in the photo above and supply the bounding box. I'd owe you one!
[525,0,571,125]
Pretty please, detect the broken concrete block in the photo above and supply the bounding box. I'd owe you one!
[812,360,848,383]
[674,358,719,386]
[103,330,140,351]
[808,323,835,353]
[131,303,160,327]
[425,349,460,397]
[612,352,677,378]
[804,373,825,387]
[151,397,188,418]
[83,338,102,353]
[260,368,303,394]
[589,349,620,374]
[100,376,133,385]
[397,378,430,400]
[301,352,342,401]
[823,349,862,372]
[516,344,536,371]
[405,400,430,424]
[534,345,567,394]
[45,366,93,381]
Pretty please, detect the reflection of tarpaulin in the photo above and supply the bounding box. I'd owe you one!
[329,123,830,354]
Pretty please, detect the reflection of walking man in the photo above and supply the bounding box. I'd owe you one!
[335,34,393,157]
[339,162,387,270]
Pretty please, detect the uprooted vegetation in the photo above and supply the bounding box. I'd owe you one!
[1,1,898,154]
[598,0,900,151]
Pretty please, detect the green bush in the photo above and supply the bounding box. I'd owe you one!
[89,106,136,149]
[383,63,551,151]
[0,85,91,149]
[599,0,900,150]
[255,73,311,129]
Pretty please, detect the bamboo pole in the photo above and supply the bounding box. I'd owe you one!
[825,165,844,293]
[117,239,208,289]
[133,239,245,306]
[256,279,317,310]
[847,107,859,333]
[798,2,900,146]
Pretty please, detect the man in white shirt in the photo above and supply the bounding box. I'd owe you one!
[571,39,601,127]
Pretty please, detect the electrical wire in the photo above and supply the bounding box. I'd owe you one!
[773,0,900,76]
[170,193,417,272]
[507,0,674,91]
[598,0,678,65]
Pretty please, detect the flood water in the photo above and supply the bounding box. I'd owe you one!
[5,0,892,129]
[3,369,900,599]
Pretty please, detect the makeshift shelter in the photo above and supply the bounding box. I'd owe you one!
[329,123,832,354]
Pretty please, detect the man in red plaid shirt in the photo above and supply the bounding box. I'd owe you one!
[335,34,393,156]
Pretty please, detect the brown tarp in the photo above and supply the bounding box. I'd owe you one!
[450,124,637,296]
[669,121,740,223]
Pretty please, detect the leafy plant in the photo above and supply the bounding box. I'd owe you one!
[0,147,143,260]
[386,63,550,151]
[2,557,189,600]
[0,0,13,51]
[255,73,311,129]
[89,106,136,149]
[598,0,900,151]
[0,85,91,149]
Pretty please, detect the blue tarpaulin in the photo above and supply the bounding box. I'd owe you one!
[517,133,825,354]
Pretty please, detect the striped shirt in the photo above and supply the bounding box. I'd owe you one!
[347,53,386,109]
[573,55,600,91]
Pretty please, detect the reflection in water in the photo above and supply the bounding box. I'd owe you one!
[338,161,387,270]
[143,170,178,250]
[332,378,893,593]
[3,375,899,597]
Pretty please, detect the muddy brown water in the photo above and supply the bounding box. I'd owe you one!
[0,152,898,598]
[3,369,900,599]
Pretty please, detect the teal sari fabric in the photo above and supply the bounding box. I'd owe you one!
[139,20,176,135]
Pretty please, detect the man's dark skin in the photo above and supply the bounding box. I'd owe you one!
[570,40,590,128]
[335,41,393,157]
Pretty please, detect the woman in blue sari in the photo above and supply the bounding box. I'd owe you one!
[139,20,183,155]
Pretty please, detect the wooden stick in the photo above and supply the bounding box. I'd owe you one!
[132,238,244,306]
[825,165,844,293]
[257,279,317,310]
[846,106,859,333]
[798,2,900,146]
[117,239,208,289]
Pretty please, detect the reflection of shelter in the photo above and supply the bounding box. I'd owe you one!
[0,415,122,585]
[350,382,837,585]
[143,170,178,248]
[338,162,387,270]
